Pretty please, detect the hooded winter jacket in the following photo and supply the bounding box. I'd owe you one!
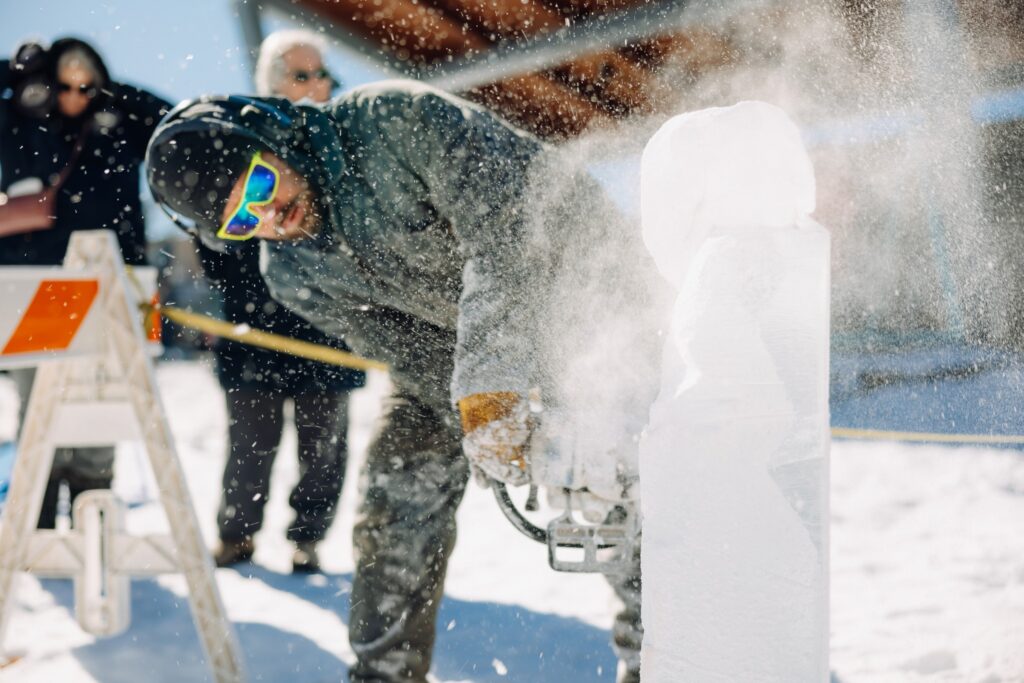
[156,80,661,424]
[246,80,551,413]
[0,39,170,265]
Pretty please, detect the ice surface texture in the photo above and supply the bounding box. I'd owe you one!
[640,101,816,289]
[639,101,830,682]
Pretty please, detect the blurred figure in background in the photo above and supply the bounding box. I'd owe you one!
[0,37,170,527]
[198,28,362,573]
[254,28,339,104]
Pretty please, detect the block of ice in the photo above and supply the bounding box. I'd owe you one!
[640,101,816,289]
[639,101,830,682]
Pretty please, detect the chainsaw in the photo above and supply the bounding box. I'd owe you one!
[487,399,642,576]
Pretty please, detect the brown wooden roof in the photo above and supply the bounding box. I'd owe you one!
[260,0,1024,139]
[271,0,738,139]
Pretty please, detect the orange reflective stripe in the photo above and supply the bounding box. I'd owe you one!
[2,279,99,355]
[146,293,162,342]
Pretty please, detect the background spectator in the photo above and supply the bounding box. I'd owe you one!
[201,28,361,573]
[0,36,170,527]
[254,29,338,102]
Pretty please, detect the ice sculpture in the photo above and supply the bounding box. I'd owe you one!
[639,101,830,682]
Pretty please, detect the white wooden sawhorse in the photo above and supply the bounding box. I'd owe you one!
[0,230,244,682]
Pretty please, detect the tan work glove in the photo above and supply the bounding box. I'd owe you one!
[458,391,533,487]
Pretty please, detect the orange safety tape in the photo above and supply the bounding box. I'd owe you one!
[2,279,99,355]
[146,293,162,343]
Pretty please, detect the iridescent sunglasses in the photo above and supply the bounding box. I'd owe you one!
[216,152,280,241]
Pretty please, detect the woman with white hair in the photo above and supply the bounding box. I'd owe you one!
[254,29,338,103]
[196,28,362,573]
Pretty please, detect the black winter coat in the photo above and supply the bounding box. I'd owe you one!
[0,42,170,266]
[196,239,366,395]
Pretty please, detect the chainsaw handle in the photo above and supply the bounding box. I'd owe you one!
[490,480,548,544]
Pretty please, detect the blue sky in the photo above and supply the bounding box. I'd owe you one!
[2,0,388,106]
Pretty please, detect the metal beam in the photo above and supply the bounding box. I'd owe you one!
[235,0,266,80]
[422,0,769,91]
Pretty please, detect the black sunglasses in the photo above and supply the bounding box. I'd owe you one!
[58,82,97,97]
[289,68,333,83]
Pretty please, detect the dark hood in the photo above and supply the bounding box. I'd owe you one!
[48,37,111,87]
[154,95,345,192]
[146,95,346,250]
[48,37,111,123]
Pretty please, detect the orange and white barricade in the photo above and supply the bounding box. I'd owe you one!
[0,266,160,368]
[0,272,104,366]
[0,266,159,444]
[0,230,243,683]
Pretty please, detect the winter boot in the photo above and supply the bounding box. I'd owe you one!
[213,537,255,568]
[292,541,320,573]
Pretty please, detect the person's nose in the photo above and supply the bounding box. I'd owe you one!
[250,201,280,222]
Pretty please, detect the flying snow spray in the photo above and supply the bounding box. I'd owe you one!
[638,101,830,681]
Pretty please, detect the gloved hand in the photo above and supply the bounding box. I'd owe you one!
[458,391,533,487]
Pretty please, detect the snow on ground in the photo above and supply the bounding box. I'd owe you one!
[1,359,1023,682]
[830,440,1024,682]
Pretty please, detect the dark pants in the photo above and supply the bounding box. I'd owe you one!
[10,368,114,529]
[348,391,468,683]
[347,389,643,682]
[218,389,350,543]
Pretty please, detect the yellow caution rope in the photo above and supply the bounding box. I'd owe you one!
[831,426,1024,445]
[155,304,1024,444]
[131,270,1024,444]
[126,265,387,372]
[154,304,388,373]
[154,308,1024,444]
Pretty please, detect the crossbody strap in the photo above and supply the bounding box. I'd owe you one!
[51,124,92,190]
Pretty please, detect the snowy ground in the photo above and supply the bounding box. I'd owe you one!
[1,359,1023,682]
